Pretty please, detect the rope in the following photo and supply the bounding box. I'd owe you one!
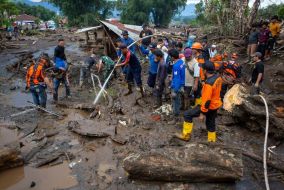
[93,34,167,105]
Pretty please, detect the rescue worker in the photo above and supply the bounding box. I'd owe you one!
[191,42,205,105]
[140,42,158,89]
[202,40,210,61]
[220,53,242,100]
[183,48,200,109]
[176,61,222,142]
[79,49,97,88]
[154,49,168,108]
[168,49,185,122]
[26,53,53,108]
[251,52,264,94]
[267,15,280,60]
[209,45,217,58]
[121,30,136,54]
[139,23,153,47]
[115,44,144,97]
[98,55,115,83]
[53,38,71,101]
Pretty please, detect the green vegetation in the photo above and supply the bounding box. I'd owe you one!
[16,2,56,21]
[0,0,56,27]
[48,0,114,27]
[117,0,187,27]
[258,4,284,20]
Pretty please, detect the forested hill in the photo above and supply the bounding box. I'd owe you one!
[12,0,59,13]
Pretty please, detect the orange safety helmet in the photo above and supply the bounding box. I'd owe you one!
[231,53,238,59]
[191,42,203,50]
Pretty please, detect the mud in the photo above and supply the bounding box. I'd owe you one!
[0,162,77,190]
[0,31,283,190]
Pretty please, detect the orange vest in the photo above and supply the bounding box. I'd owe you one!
[26,59,46,87]
[201,74,222,112]
[196,53,205,81]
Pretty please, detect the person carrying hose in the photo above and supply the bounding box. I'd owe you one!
[115,44,144,97]
[175,60,222,142]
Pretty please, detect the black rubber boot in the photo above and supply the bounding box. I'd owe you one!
[139,86,145,97]
[124,83,133,96]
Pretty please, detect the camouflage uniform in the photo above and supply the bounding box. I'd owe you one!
[101,56,115,82]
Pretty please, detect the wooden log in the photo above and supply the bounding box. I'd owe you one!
[223,84,284,139]
[243,151,284,172]
[123,143,243,182]
[0,147,24,171]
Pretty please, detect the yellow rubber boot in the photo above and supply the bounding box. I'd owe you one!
[208,131,216,142]
[195,98,202,106]
[176,122,193,141]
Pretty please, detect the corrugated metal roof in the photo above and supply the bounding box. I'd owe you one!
[75,26,102,34]
[100,20,141,41]
[15,14,37,21]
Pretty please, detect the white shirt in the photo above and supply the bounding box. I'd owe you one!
[209,48,217,58]
[184,58,200,87]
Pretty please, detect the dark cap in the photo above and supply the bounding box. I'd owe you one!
[142,23,148,28]
[252,52,262,58]
[153,49,164,57]
[121,30,129,36]
[149,42,157,49]
[202,60,215,73]
[168,49,179,59]
[119,43,127,49]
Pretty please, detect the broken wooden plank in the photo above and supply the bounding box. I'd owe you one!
[0,147,24,171]
[123,143,243,182]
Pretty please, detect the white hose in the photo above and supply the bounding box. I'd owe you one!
[93,34,167,105]
[258,94,270,190]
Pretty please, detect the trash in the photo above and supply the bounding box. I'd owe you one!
[118,120,127,126]
[30,181,36,188]
[150,114,161,122]
[69,159,82,169]
[153,104,172,116]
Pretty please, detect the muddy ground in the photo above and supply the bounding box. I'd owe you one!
[0,31,284,190]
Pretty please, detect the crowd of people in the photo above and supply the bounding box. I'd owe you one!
[247,15,281,61]
[26,21,270,143]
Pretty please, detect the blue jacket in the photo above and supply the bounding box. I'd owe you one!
[121,37,135,53]
[171,59,185,92]
[148,53,159,74]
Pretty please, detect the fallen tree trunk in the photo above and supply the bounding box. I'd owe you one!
[223,84,284,139]
[0,147,24,171]
[123,143,243,182]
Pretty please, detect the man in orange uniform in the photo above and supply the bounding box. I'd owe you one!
[191,42,205,106]
[220,53,242,100]
[26,53,53,108]
[176,61,222,142]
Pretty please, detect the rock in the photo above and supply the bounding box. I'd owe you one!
[67,121,110,138]
[123,143,243,182]
[0,147,24,171]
